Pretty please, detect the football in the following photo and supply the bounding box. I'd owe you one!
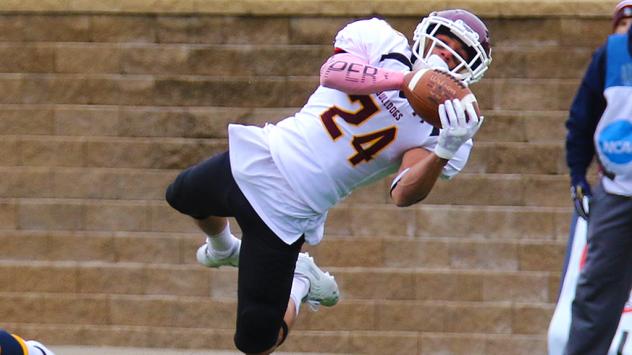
[402,68,479,128]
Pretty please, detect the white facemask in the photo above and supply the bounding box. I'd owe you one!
[413,53,449,72]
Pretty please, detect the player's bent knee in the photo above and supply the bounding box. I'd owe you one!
[165,169,203,218]
[234,306,283,354]
[165,174,185,211]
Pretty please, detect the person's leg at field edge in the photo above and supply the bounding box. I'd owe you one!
[564,183,632,355]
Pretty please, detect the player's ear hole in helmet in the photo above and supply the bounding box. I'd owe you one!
[411,9,492,85]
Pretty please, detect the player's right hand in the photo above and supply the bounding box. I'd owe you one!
[570,176,591,220]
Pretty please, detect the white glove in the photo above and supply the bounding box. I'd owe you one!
[434,98,484,160]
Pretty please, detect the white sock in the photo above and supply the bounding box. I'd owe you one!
[207,222,236,256]
[289,275,310,315]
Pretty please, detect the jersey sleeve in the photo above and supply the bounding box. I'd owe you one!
[333,18,408,65]
[565,45,606,183]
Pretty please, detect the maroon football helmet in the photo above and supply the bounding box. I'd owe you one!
[411,9,492,84]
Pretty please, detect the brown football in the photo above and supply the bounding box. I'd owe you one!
[402,69,479,128]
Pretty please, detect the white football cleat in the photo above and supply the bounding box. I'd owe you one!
[295,253,340,311]
[196,238,241,268]
[26,340,56,355]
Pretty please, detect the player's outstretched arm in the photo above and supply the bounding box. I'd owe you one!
[390,98,483,207]
[390,147,447,207]
[320,53,405,94]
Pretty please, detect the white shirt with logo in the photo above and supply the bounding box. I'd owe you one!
[594,33,632,196]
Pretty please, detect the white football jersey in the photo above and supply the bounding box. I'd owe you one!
[230,18,472,245]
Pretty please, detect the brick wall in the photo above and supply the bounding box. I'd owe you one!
[0,1,619,353]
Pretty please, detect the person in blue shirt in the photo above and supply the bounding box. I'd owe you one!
[564,1,632,353]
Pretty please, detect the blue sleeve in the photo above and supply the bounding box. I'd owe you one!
[0,329,27,355]
[565,44,607,184]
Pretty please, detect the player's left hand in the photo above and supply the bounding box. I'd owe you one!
[434,98,484,160]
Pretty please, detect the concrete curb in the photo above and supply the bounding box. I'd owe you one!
[49,346,342,355]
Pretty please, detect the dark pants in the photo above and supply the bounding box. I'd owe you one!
[165,151,304,353]
[565,182,632,355]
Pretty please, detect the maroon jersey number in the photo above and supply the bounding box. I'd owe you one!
[321,95,397,165]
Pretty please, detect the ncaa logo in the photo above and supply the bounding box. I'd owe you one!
[598,120,632,165]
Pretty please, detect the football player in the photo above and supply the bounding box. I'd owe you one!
[166,9,492,354]
[0,329,55,355]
